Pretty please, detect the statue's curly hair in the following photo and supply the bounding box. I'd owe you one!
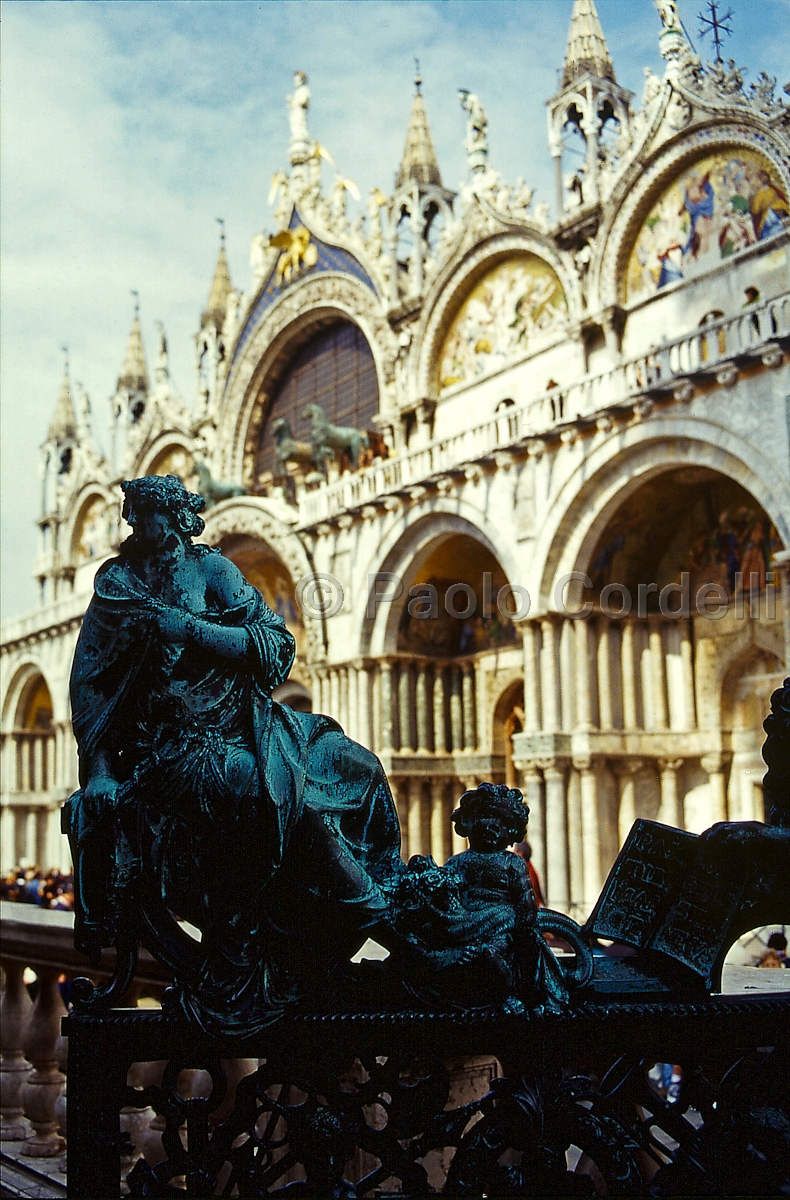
[121,475,206,538]
[451,782,528,842]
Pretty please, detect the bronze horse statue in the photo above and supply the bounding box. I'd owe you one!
[191,461,246,509]
[304,403,369,479]
[272,417,316,504]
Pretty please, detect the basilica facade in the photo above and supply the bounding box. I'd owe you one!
[2,0,789,918]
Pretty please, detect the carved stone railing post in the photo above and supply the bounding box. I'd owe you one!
[21,966,66,1157]
[0,959,33,1141]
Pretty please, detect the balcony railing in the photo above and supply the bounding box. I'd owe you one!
[296,291,790,527]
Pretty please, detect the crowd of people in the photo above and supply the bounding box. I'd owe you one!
[1,866,74,910]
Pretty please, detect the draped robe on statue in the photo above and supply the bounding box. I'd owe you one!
[67,545,403,1034]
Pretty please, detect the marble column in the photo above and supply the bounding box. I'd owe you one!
[462,665,476,751]
[357,665,371,749]
[521,620,540,732]
[407,777,425,858]
[702,753,728,823]
[597,620,614,730]
[0,806,15,874]
[614,759,642,846]
[379,661,393,754]
[566,766,584,918]
[45,808,61,873]
[432,665,446,754]
[346,665,358,741]
[398,663,413,752]
[329,669,340,723]
[574,618,594,730]
[540,618,559,731]
[649,622,668,730]
[541,759,569,912]
[680,619,697,728]
[519,766,545,888]
[449,668,463,752]
[0,734,9,802]
[621,621,638,730]
[339,667,350,732]
[319,670,331,717]
[415,664,430,753]
[658,758,684,828]
[45,738,55,793]
[574,757,602,912]
[24,810,36,867]
[17,736,29,793]
[430,777,449,864]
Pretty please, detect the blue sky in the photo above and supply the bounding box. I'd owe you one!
[2,0,788,618]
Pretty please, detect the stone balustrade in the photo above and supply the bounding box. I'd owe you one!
[0,902,171,1169]
[296,290,790,526]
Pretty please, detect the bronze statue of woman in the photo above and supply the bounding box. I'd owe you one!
[65,475,402,1033]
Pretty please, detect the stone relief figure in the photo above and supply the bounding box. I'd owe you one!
[511,177,534,213]
[64,475,403,1034]
[367,187,387,256]
[287,70,310,145]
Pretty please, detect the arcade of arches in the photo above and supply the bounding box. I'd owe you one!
[512,467,783,920]
[1,674,73,874]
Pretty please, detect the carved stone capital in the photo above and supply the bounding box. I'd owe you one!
[701,752,730,775]
[572,755,602,774]
[658,758,684,774]
[611,758,644,777]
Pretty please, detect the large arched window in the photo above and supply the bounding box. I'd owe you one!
[256,320,379,480]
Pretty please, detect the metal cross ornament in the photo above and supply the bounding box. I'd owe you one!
[698,0,734,62]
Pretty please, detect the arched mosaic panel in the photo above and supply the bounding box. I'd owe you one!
[74,496,107,564]
[625,149,789,302]
[437,255,567,393]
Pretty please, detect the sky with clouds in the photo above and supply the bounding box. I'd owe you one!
[2,0,788,619]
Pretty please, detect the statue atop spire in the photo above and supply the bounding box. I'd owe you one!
[562,0,616,87]
[458,89,488,175]
[395,72,442,189]
[287,70,311,164]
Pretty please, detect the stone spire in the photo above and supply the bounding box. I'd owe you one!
[48,354,77,442]
[562,0,616,86]
[201,223,232,331]
[117,296,149,394]
[395,67,442,189]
